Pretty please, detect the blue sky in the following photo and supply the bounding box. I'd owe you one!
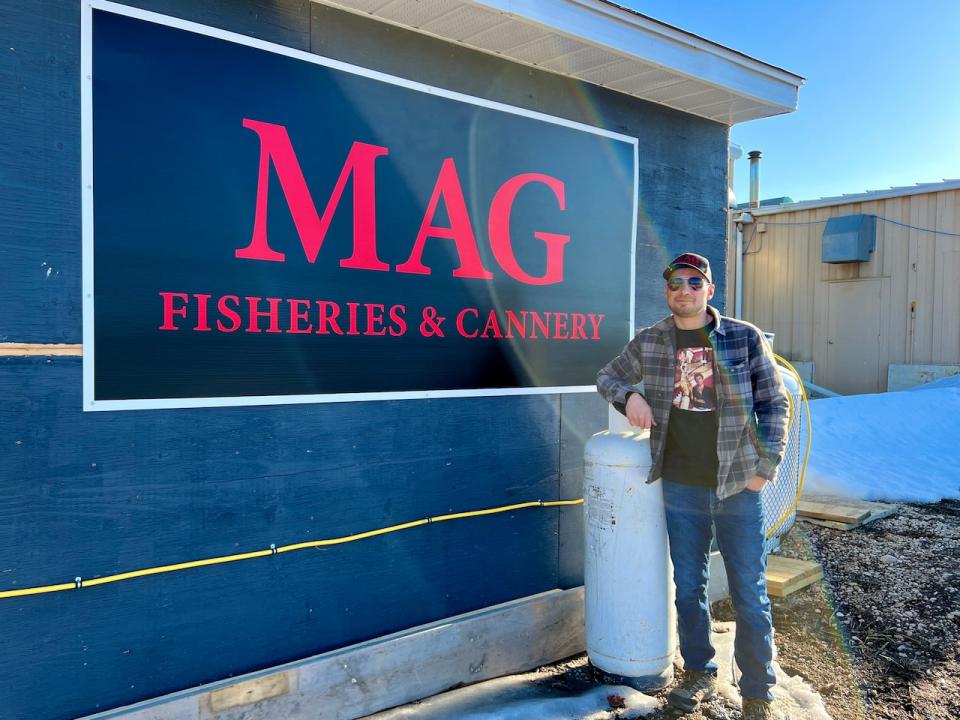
[625,1,960,205]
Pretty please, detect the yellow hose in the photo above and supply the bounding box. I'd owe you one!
[0,499,583,600]
[2,362,812,600]
[765,354,813,538]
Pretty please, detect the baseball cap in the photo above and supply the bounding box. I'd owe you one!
[662,252,712,283]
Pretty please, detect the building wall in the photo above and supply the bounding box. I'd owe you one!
[727,188,960,393]
[1,2,728,719]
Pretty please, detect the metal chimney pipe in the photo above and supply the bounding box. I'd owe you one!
[748,150,762,209]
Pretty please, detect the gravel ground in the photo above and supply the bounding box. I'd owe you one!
[535,499,960,719]
[795,499,960,719]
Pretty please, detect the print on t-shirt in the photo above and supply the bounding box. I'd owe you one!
[673,347,715,412]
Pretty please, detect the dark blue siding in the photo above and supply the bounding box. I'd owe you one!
[0,1,82,343]
[1,2,728,719]
[1,356,560,719]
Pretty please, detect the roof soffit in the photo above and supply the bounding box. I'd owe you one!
[312,0,804,125]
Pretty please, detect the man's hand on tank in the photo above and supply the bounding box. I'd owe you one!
[625,394,656,429]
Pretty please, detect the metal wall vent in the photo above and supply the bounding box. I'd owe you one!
[822,214,877,263]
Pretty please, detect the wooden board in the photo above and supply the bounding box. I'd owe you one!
[797,500,871,524]
[0,343,83,356]
[799,517,859,531]
[765,556,823,598]
[75,589,585,720]
[799,505,897,531]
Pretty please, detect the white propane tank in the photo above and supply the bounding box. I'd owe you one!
[583,411,675,690]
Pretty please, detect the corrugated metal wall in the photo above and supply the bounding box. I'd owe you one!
[727,188,960,393]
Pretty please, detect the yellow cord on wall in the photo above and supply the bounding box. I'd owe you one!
[0,499,584,600]
[1,362,812,600]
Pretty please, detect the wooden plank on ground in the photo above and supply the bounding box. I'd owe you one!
[797,500,870,524]
[800,505,898,531]
[766,556,823,598]
[799,517,861,531]
[797,496,898,530]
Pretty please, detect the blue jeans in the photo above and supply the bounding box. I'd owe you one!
[662,479,775,702]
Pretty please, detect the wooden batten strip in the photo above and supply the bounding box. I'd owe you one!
[0,343,83,357]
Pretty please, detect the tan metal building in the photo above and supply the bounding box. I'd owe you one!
[727,180,960,394]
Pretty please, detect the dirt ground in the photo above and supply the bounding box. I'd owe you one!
[535,499,960,719]
[780,499,960,720]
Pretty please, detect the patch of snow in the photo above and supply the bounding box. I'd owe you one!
[435,683,659,720]
[715,621,833,720]
[367,675,658,719]
[373,623,830,719]
[803,389,960,503]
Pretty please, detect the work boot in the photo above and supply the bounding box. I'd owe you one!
[741,696,778,719]
[666,669,717,712]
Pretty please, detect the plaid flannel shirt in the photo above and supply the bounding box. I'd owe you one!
[596,306,789,499]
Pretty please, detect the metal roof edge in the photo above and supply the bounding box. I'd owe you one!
[748,180,960,215]
[469,0,802,113]
[585,0,805,85]
[593,1,802,83]
[311,0,803,125]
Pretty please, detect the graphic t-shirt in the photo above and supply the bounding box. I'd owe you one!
[661,320,720,487]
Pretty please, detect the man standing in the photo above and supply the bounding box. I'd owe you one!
[596,252,789,720]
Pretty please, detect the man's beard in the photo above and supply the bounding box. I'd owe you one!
[670,298,704,317]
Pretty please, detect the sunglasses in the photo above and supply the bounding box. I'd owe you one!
[667,276,708,291]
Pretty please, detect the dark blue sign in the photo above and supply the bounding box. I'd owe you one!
[85,7,637,409]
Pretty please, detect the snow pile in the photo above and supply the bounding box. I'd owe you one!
[369,674,658,719]
[713,622,832,720]
[374,623,830,720]
[803,387,960,503]
[472,685,658,720]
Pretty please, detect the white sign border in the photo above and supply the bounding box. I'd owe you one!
[81,0,639,412]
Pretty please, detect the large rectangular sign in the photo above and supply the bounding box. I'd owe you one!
[82,1,637,410]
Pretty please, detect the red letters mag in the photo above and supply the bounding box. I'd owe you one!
[83,6,637,409]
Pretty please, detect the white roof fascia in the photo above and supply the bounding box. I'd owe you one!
[311,0,803,125]
[475,0,802,110]
[749,179,960,215]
